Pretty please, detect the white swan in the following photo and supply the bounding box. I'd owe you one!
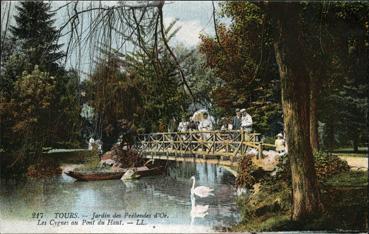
[190,176,214,198]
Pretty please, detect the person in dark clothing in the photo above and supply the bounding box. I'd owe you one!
[232,108,242,130]
[102,123,120,152]
[188,119,198,131]
[117,119,136,149]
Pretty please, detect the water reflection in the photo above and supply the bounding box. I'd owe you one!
[190,193,209,226]
[1,161,240,232]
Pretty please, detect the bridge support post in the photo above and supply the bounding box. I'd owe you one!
[240,129,244,155]
[258,143,263,159]
[212,132,216,155]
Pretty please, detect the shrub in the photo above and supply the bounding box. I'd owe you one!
[273,153,291,182]
[314,151,350,181]
[26,158,62,178]
[236,156,256,189]
[235,180,292,230]
[272,151,350,182]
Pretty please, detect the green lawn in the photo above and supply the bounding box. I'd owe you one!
[331,146,368,154]
[323,170,368,187]
[333,153,368,158]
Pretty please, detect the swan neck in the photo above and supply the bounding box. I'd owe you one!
[191,177,195,190]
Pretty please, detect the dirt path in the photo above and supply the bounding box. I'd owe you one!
[338,156,368,171]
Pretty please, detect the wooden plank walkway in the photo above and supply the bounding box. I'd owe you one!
[134,130,276,165]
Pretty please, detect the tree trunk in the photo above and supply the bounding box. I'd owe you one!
[270,3,322,221]
[309,74,320,154]
[353,137,359,153]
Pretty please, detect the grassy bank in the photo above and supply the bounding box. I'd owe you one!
[335,153,368,158]
[331,146,368,155]
[233,170,368,232]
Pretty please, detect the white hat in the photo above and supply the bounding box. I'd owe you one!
[277,133,283,138]
[240,108,246,113]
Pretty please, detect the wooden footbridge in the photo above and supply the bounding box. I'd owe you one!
[134,130,276,166]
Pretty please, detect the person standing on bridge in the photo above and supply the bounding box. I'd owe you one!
[220,117,227,131]
[198,112,213,133]
[232,109,241,130]
[240,109,253,133]
[198,112,213,150]
[275,133,286,153]
[188,118,198,131]
[178,116,189,132]
[178,116,189,143]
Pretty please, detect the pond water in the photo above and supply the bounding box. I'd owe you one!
[0,161,241,233]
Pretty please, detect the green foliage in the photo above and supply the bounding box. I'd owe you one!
[26,157,62,178]
[235,180,292,231]
[319,73,368,150]
[1,3,82,176]
[10,1,64,74]
[235,154,365,232]
[274,153,291,182]
[272,151,350,182]
[235,173,368,232]
[128,47,190,132]
[1,45,29,98]
[1,67,82,152]
[48,70,82,148]
[236,156,256,189]
[301,2,369,151]
[225,2,368,230]
[199,2,282,136]
[1,67,56,156]
[324,171,368,187]
[86,50,143,148]
[84,41,190,147]
[314,151,351,181]
[1,1,82,167]
[174,45,221,109]
[85,23,216,145]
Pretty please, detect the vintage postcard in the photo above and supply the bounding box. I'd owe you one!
[1,1,368,233]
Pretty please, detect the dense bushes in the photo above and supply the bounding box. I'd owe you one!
[276,151,351,182]
[236,151,351,190]
[236,156,257,189]
[26,158,62,178]
[110,146,145,168]
[0,2,82,178]
[235,180,292,231]
[313,151,350,180]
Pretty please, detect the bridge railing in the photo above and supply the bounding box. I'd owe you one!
[134,130,276,161]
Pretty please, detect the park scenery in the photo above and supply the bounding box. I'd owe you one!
[0,1,368,233]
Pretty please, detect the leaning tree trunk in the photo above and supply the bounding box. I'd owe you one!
[270,3,322,221]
